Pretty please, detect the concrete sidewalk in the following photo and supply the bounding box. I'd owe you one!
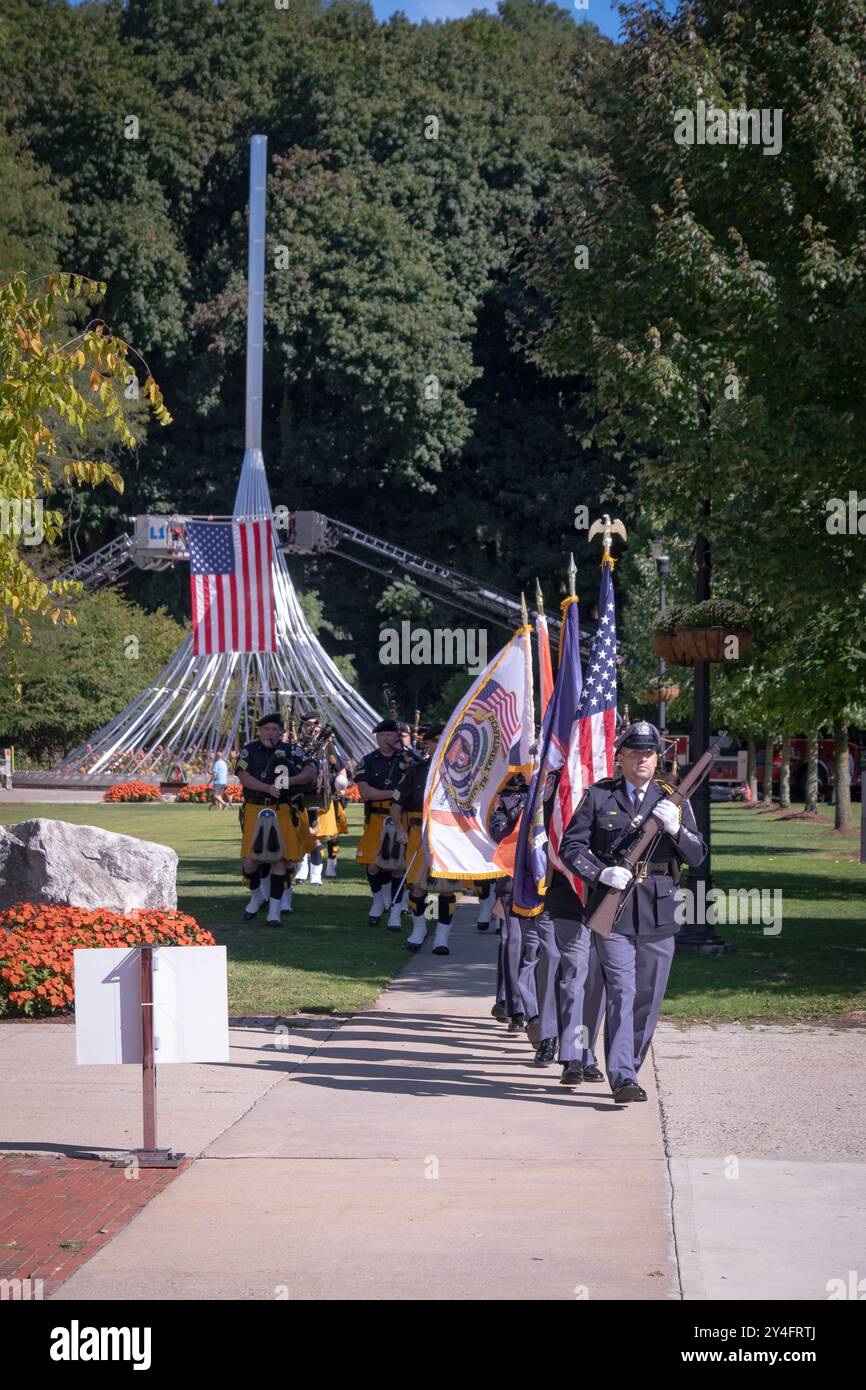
[48,909,678,1301]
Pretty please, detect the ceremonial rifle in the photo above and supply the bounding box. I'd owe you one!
[584,737,724,939]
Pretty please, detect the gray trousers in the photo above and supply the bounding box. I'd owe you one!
[550,919,605,1064]
[497,914,524,1017]
[594,932,675,1090]
[516,912,559,1037]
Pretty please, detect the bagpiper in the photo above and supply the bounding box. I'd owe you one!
[353,718,410,926]
[235,712,317,925]
[292,713,350,885]
[390,723,460,952]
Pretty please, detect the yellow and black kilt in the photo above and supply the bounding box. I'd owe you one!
[355,800,391,864]
[240,801,318,862]
[405,813,427,891]
[317,796,348,839]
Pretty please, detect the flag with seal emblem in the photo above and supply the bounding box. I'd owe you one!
[423,623,534,880]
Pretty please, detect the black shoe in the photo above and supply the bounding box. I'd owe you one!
[526,1015,541,1048]
[431,945,450,956]
[613,1082,647,1104]
[507,1013,526,1033]
[560,1061,584,1087]
[533,1037,557,1066]
[491,1002,508,1021]
[477,921,490,932]
[368,914,382,928]
[583,1064,604,1083]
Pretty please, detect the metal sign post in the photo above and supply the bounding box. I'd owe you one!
[861,773,865,865]
[112,946,182,1169]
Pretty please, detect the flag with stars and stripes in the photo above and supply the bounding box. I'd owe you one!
[188,519,276,656]
[574,561,618,784]
[546,562,618,893]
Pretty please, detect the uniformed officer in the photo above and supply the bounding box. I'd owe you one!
[391,724,457,952]
[235,713,317,925]
[353,718,408,926]
[557,721,706,1102]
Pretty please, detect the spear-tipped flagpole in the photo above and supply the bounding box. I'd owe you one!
[567,552,577,597]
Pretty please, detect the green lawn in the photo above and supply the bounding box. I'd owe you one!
[1,799,863,1023]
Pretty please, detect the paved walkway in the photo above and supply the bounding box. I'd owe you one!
[653,1021,866,1301]
[38,909,677,1302]
[4,913,863,1301]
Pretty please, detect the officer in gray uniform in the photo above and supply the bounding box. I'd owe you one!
[557,721,706,1103]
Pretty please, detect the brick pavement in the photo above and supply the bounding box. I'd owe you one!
[0,1152,188,1298]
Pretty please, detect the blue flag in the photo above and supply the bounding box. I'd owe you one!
[512,596,583,916]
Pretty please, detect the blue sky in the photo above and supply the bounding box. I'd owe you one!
[369,0,627,40]
[67,0,630,43]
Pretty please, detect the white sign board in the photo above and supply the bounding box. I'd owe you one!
[74,946,229,1065]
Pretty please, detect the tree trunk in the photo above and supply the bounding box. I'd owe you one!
[805,728,819,813]
[762,734,775,804]
[747,737,758,801]
[833,717,852,831]
[779,733,791,809]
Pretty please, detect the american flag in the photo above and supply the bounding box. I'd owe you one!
[545,563,617,895]
[575,561,618,784]
[188,520,276,656]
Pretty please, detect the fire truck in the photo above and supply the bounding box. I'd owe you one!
[665,733,863,801]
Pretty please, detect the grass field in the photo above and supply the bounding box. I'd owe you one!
[1,799,863,1024]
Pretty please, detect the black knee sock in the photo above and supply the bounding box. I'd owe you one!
[311,846,323,867]
[246,868,261,891]
[410,895,427,917]
[269,872,285,902]
[368,869,383,895]
[476,882,490,901]
[327,841,337,859]
[438,894,455,925]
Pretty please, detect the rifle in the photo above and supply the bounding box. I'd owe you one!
[584,737,724,939]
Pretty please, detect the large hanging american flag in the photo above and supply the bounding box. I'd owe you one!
[188,519,276,656]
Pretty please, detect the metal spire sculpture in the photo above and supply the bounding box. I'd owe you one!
[57,136,380,778]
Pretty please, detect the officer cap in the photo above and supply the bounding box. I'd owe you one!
[502,772,528,794]
[373,718,400,734]
[420,723,445,740]
[615,720,661,752]
[257,711,284,729]
[300,712,319,724]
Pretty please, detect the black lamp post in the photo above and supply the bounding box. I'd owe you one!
[651,539,669,739]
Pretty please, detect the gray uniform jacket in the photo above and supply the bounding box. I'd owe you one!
[551,776,706,938]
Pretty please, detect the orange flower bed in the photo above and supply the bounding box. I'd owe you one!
[176,783,243,803]
[0,904,216,1018]
[103,781,161,803]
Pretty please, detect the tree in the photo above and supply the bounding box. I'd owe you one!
[0,590,186,763]
[0,272,170,687]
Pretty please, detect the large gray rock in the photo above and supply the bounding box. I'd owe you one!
[0,818,178,913]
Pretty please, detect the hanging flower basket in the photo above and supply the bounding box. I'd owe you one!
[642,683,681,704]
[653,601,753,667]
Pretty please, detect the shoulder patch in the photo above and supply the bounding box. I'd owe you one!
[655,780,675,794]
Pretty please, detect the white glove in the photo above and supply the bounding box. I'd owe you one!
[599,865,634,890]
[652,799,681,835]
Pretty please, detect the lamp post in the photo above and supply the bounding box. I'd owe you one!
[651,539,669,740]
